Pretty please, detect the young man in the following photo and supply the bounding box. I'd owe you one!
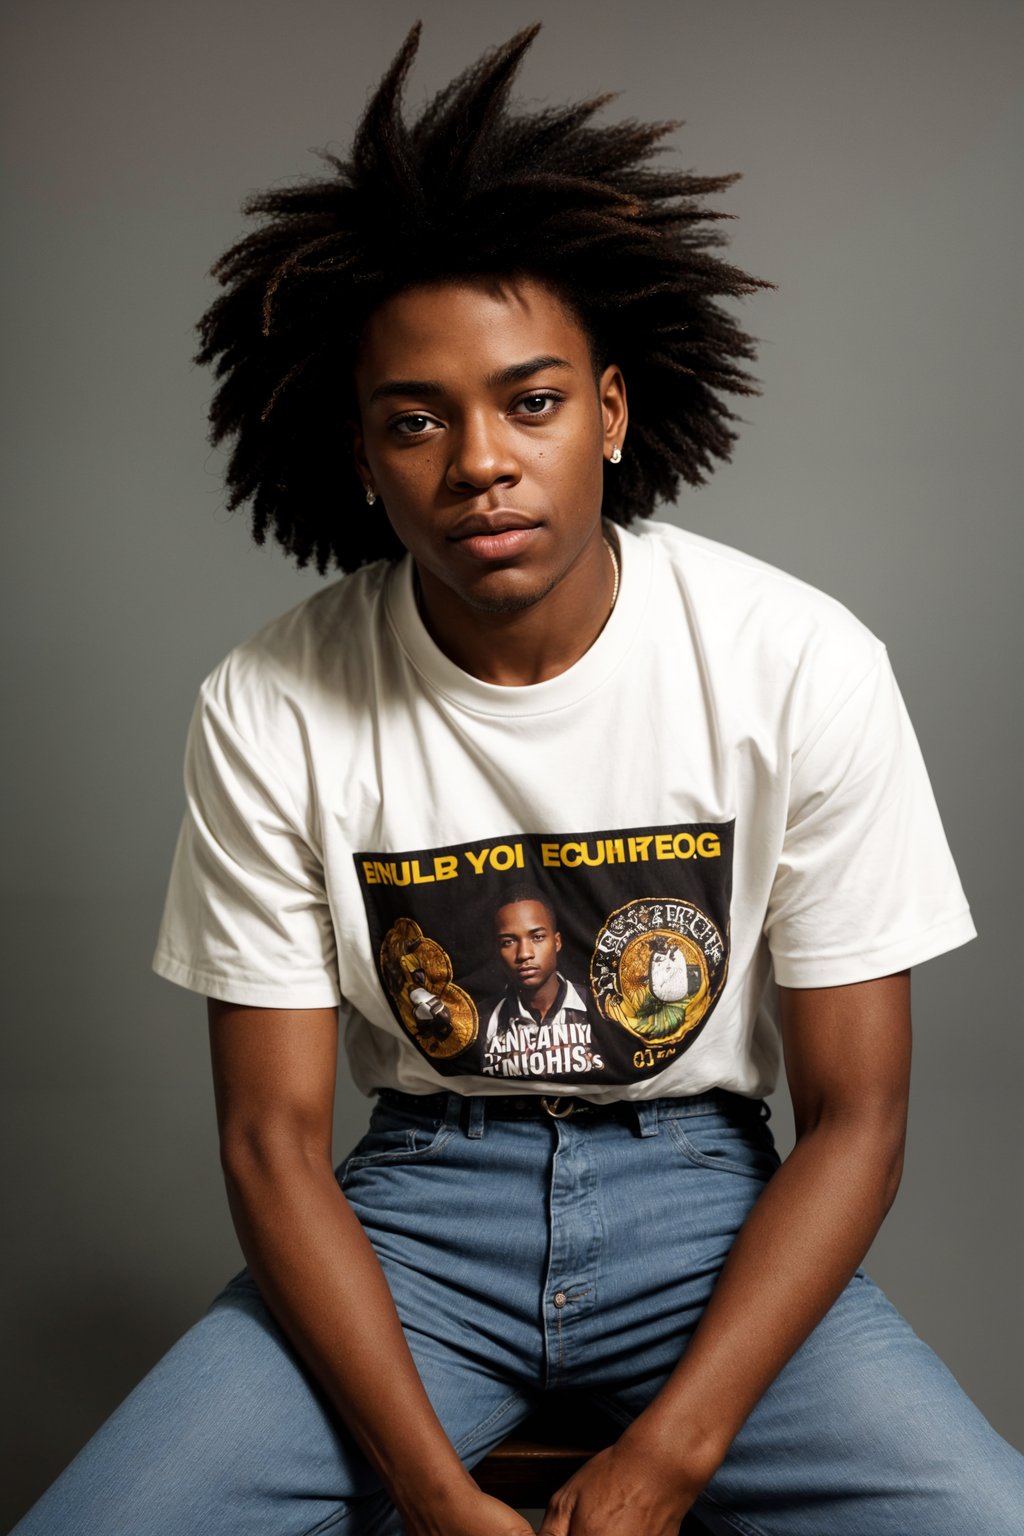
[484,888,597,1082]
[14,23,1023,1536]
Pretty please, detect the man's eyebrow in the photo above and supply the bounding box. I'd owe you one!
[368,355,575,405]
[488,355,575,388]
[368,378,444,404]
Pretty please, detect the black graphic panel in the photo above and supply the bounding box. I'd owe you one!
[354,822,733,1086]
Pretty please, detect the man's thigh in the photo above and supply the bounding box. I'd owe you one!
[544,1107,1024,1535]
[12,1265,533,1536]
[14,1101,552,1536]
[596,1270,1024,1536]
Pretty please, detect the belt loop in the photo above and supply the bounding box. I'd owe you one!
[443,1093,464,1132]
[464,1096,486,1139]
[634,1100,660,1138]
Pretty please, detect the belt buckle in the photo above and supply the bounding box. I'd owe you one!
[541,1096,576,1119]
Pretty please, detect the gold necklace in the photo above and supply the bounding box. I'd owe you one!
[603,535,620,611]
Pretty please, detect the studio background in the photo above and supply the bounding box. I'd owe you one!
[2,0,1021,1524]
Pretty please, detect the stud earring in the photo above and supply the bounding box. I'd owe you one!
[365,486,377,506]
[610,444,622,465]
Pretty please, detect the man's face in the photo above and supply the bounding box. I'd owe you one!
[649,943,691,1003]
[352,276,627,620]
[494,899,561,997]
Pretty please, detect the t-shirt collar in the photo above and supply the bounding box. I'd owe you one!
[385,520,653,718]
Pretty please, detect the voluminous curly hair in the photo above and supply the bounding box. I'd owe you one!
[197,22,770,573]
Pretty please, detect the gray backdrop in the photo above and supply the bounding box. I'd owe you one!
[2,0,1021,1525]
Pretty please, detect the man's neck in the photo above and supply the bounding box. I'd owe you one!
[415,527,617,687]
[518,973,564,1025]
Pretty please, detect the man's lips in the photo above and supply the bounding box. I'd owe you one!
[447,511,541,563]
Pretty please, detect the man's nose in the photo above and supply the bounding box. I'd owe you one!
[445,410,521,493]
[516,938,534,960]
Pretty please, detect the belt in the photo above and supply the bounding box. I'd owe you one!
[376,1086,632,1122]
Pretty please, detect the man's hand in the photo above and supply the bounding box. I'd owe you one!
[535,1434,699,1536]
[403,1485,535,1536]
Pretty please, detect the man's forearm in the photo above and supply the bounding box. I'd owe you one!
[620,1112,905,1490]
[221,1145,476,1524]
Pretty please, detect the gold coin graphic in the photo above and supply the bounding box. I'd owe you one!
[592,899,726,1051]
[380,918,478,1059]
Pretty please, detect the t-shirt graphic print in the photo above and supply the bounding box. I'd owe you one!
[355,820,733,1087]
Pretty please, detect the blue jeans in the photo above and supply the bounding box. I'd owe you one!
[13,1091,1024,1534]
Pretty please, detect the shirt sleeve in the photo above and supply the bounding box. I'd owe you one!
[152,678,342,1008]
[764,648,976,988]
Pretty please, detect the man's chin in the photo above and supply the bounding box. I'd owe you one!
[460,567,563,616]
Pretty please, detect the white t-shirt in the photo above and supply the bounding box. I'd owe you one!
[153,519,975,1102]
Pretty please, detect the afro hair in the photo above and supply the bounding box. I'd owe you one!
[196,23,771,572]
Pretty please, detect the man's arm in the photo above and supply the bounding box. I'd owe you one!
[538,970,912,1535]
[208,1000,532,1536]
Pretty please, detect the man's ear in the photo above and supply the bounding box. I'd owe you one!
[599,364,628,460]
[555,931,562,954]
[348,418,381,505]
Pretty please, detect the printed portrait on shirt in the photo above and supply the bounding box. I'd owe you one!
[482,885,604,1079]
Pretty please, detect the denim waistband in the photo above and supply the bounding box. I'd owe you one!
[375,1086,769,1140]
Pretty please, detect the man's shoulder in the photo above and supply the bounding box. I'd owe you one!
[627,518,886,690]
[560,975,591,1015]
[229,558,394,670]
[630,518,871,623]
[198,558,398,725]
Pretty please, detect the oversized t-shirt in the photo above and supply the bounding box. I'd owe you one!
[153,519,975,1102]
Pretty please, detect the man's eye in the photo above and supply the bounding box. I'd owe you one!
[393,414,436,435]
[515,393,560,416]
